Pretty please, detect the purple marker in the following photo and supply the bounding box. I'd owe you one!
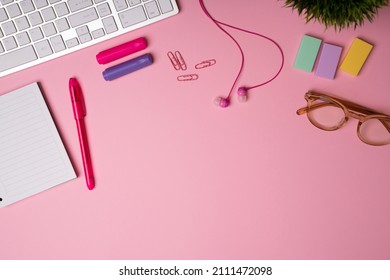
[315,43,343,79]
[102,53,153,81]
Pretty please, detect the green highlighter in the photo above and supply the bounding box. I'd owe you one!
[294,35,322,72]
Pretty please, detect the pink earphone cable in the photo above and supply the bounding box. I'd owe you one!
[199,0,285,100]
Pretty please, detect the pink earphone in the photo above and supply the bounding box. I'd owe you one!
[199,0,285,108]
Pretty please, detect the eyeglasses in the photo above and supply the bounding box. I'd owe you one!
[297,91,390,146]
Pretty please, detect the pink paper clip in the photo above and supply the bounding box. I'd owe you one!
[175,51,187,70]
[195,59,216,69]
[167,51,180,70]
[177,74,199,81]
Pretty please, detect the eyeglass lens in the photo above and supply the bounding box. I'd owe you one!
[359,117,390,145]
[307,99,346,130]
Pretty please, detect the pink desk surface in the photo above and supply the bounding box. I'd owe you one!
[1,0,390,260]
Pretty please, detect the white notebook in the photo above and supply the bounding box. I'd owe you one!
[0,83,76,207]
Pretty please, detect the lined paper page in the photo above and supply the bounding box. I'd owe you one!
[0,83,76,207]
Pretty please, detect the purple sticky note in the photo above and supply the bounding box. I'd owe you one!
[315,43,343,79]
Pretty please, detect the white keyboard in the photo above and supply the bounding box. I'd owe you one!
[0,0,179,77]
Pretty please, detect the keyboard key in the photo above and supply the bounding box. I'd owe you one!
[113,0,128,12]
[68,7,98,28]
[2,36,17,50]
[0,28,3,38]
[15,16,30,31]
[68,0,93,13]
[15,31,31,46]
[97,3,111,17]
[49,0,61,3]
[76,25,89,35]
[34,39,53,57]
[33,0,49,9]
[55,17,69,32]
[54,3,70,17]
[79,33,92,43]
[0,45,38,72]
[2,21,17,35]
[157,0,173,13]
[119,6,147,28]
[20,0,35,14]
[0,42,4,53]
[0,0,14,5]
[128,0,141,6]
[91,28,104,38]
[102,16,117,33]
[41,7,56,21]
[50,34,66,52]
[65,37,79,48]
[29,26,44,41]
[28,11,43,26]
[42,22,56,36]
[0,8,8,22]
[145,1,160,18]
[6,3,22,18]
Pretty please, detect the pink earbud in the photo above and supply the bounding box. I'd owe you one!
[214,97,230,108]
[237,87,248,102]
[200,0,285,109]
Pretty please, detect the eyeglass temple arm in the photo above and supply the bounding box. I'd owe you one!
[296,103,325,115]
[332,97,379,115]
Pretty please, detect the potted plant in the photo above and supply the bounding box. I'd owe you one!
[283,0,389,30]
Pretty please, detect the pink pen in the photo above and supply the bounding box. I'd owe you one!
[96,37,147,64]
[69,78,95,190]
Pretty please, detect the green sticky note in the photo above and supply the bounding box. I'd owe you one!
[294,35,322,72]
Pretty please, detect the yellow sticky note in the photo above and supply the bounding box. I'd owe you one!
[340,38,373,76]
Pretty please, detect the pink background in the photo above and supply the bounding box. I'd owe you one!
[1,0,390,259]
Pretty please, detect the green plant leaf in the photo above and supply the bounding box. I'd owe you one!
[281,0,389,30]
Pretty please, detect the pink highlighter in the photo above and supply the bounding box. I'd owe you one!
[96,37,147,64]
